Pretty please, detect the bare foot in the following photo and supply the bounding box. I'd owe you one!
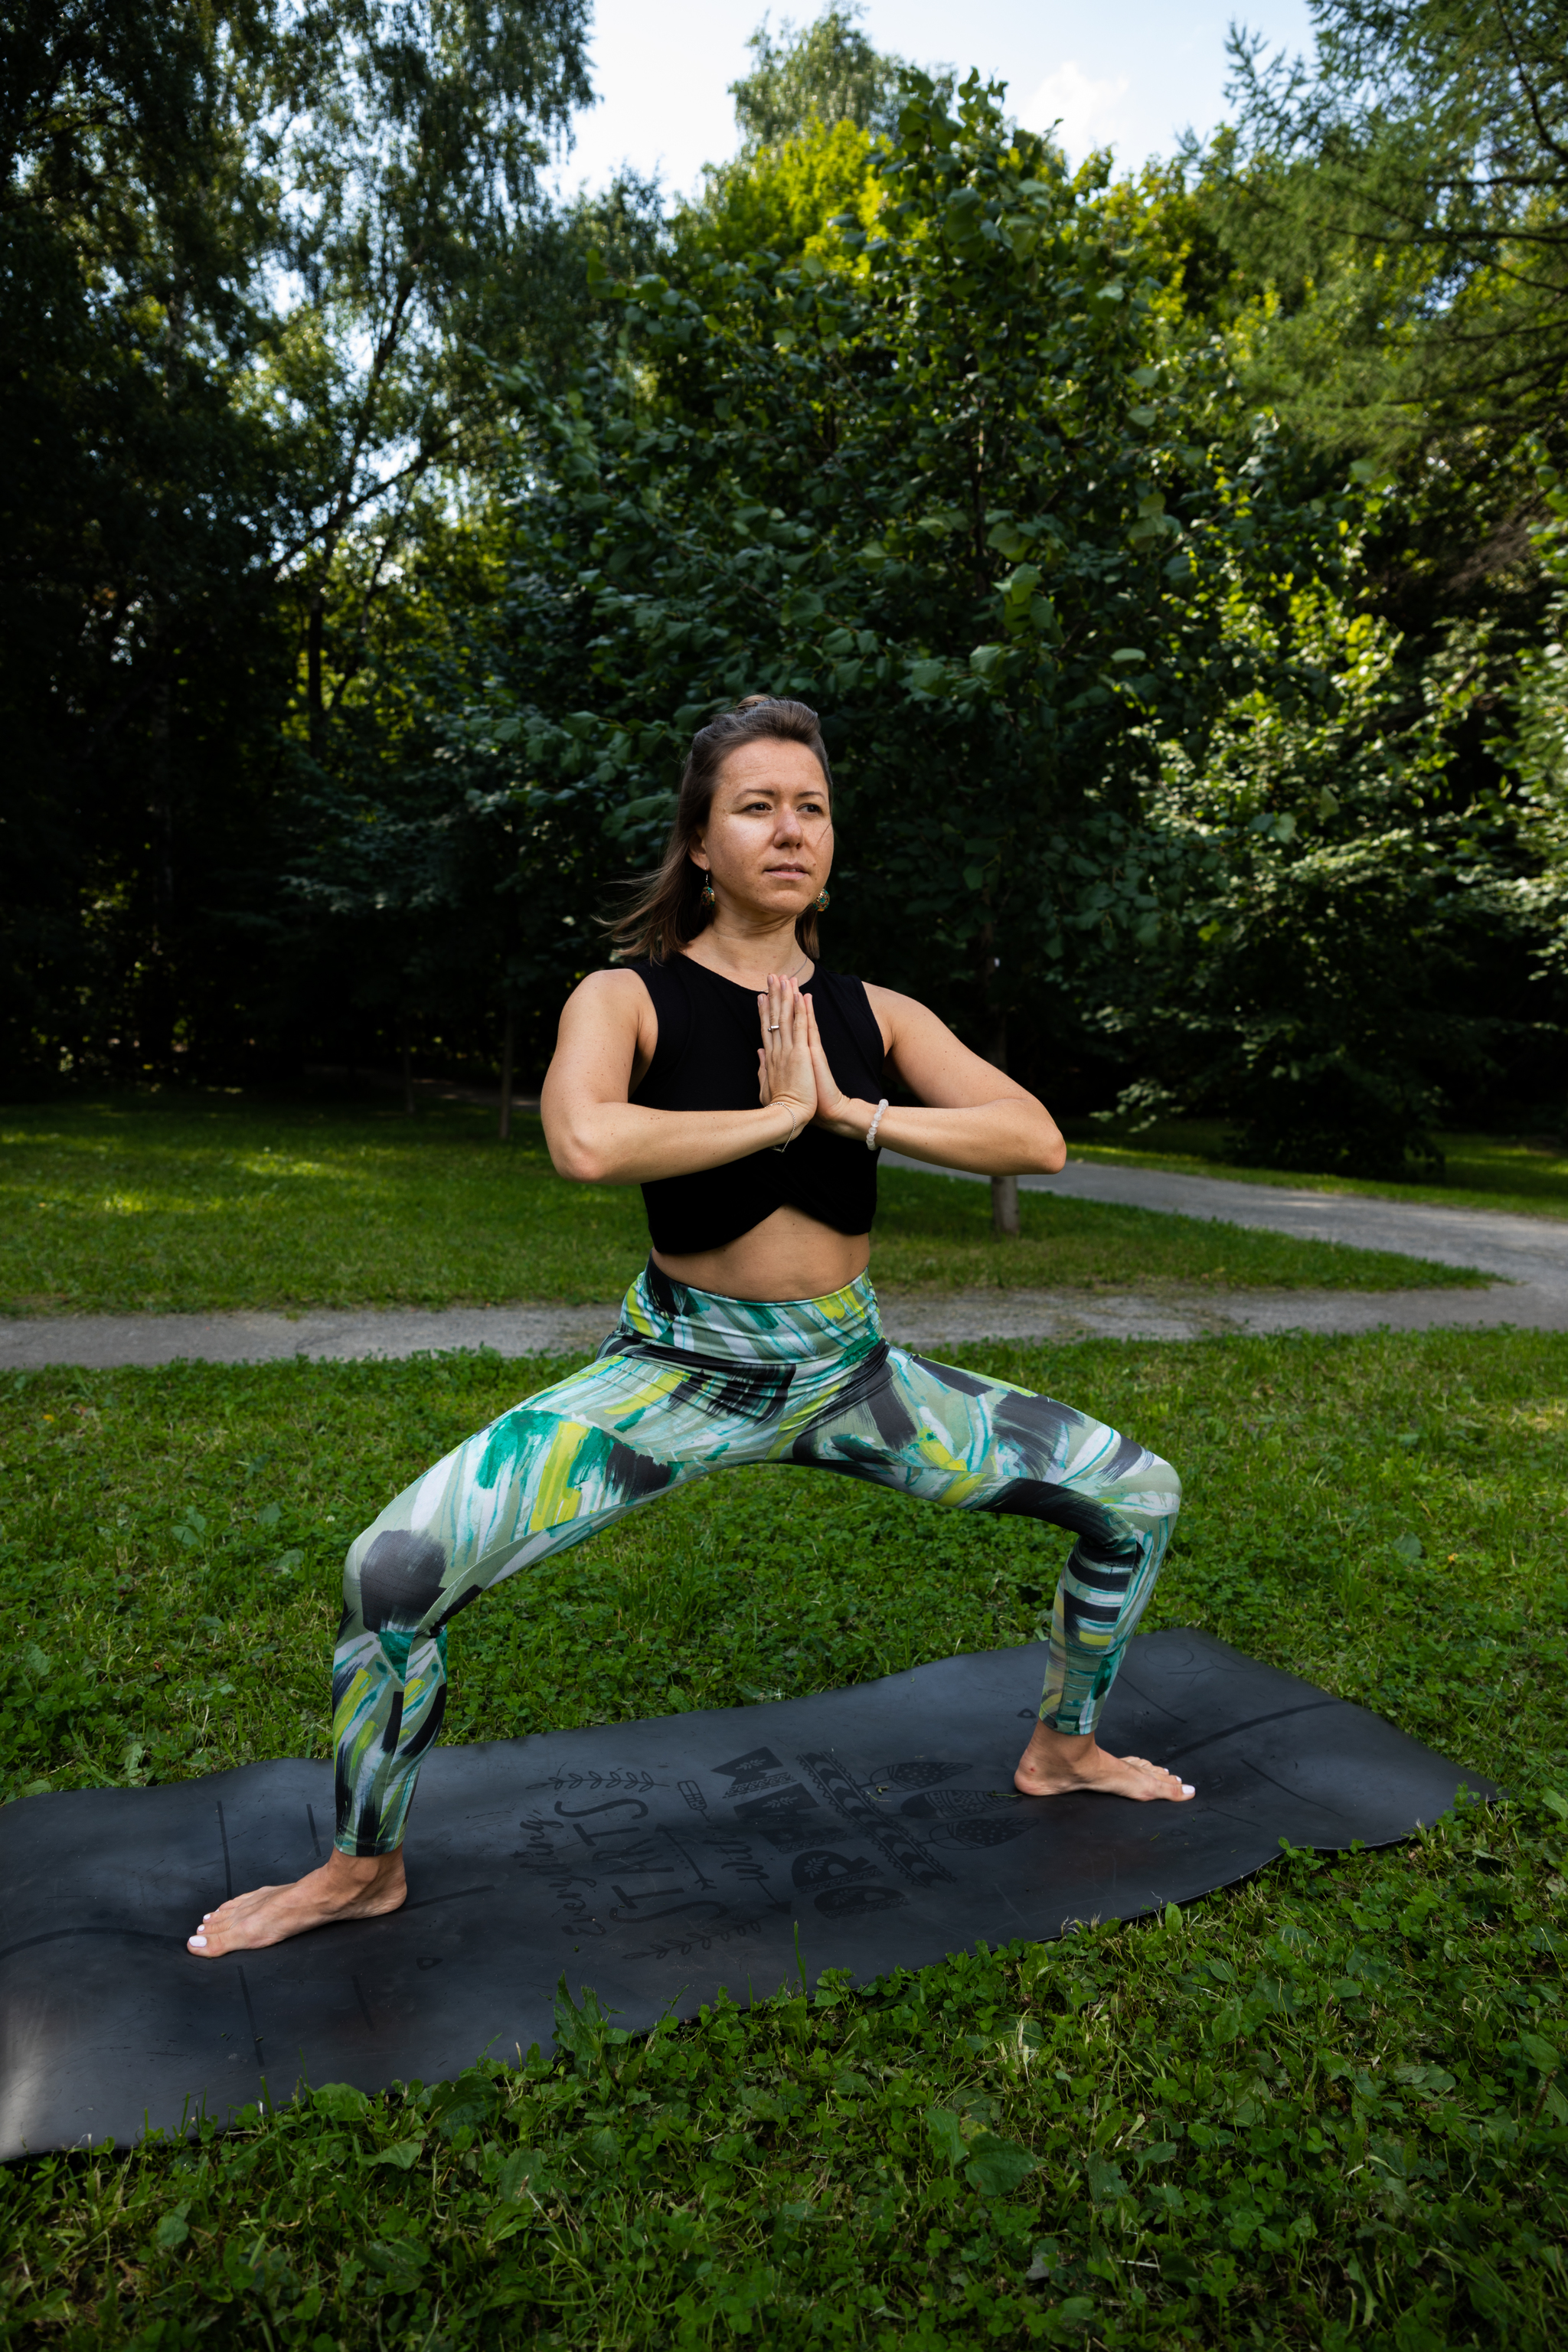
[1014,1722,1194,1804]
[187,1850,407,1957]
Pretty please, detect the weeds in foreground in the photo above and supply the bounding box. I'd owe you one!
[1,1330,1564,2345]
[3,1808,1563,2348]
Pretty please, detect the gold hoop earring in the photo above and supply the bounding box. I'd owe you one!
[816,887,831,913]
[700,877,715,907]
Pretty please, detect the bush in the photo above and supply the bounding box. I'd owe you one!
[1224,1048,1446,1180]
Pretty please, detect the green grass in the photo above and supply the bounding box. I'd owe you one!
[2,1330,1564,2347]
[1063,1119,1568,1223]
[0,1093,1484,1315]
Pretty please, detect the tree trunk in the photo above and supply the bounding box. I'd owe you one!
[139,605,177,1073]
[986,1011,1020,1236]
[401,1029,414,1118]
[498,1001,514,1142]
[991,1171,1020,1236]
[307,589,325,763]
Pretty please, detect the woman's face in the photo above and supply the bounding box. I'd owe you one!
[693,739,833,924]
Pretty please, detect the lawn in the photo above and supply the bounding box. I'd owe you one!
[1063,1119,1568,1224]
[2,1328,1563,2347]
[0,1093,1485,1316]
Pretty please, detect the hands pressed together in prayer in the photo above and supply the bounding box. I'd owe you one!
[754,971,866,1142]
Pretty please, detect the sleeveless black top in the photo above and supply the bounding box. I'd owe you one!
[627,957,887,1255]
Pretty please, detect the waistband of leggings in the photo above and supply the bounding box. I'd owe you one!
[617,1258,882,1365]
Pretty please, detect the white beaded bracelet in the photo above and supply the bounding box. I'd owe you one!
[865,1097,890,1151]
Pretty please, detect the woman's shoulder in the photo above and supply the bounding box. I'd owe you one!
[604,955,698,1034]
[625,952,704,1001]
[563,964,663,1025]
[838,977,946,1059]
[854,978,926,1017]
[572,961,655,994]
[579,953,701,987]
[814,967,903,1011]
[812,968,898,1059]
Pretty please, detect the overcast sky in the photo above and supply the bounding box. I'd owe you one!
[550,0,1320,201]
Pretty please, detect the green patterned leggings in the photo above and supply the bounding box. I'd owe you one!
[332,1265,1181,1854]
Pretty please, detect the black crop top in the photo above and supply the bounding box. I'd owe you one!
[627,956,887,1256]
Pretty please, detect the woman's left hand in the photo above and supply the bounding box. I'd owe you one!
[804,995,869,1138]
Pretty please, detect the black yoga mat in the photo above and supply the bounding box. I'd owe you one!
[0,1627,1496,2159]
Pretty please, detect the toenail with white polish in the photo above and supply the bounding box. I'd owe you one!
[189,1936,207,1948]
[1182,1783,1195,1795]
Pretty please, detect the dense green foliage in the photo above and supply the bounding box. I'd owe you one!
[458,84,1357,1066]
[5,0,1566,1175]
[2,1328,1563,2344]
[0,0,645,1090]
[0,1094,1481,1315]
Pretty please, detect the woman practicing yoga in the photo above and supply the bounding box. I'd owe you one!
[189,695,1189,1957]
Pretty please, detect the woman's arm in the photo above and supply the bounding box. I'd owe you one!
[542,969,818,1185]
[805,985,1065,1177]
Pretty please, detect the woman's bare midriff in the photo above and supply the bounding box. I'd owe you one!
[652,1204,870,1300]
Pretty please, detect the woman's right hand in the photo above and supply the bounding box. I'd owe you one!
[756,973,817,1135]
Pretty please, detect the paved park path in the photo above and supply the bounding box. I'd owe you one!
[3,1158,1566,1370]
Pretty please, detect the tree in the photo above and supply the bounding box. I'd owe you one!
[1217,0,1568,458]
[272,501,573,1106]
[0,0,286,1085]
[261,0,594,760]
[728,4,909,152]
[680,116,885,268]
[0,0,603,1090]
[446,86,1354,1170]
[1486,451,1568,1120]
[684,5,916,269]
[1119,572,1560,1175]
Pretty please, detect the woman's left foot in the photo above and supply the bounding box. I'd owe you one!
[187,1851,407,1956]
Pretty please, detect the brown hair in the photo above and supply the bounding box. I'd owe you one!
[609,695,835,963]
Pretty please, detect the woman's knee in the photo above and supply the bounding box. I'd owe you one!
[1142,1450,1181,1521]
[342,1523,452,1634]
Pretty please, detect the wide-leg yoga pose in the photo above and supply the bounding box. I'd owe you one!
[189,695,1189,1956]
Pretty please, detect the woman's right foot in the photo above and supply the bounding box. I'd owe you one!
[187,1851,407,1957]
[1014,1721,1194,1803]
